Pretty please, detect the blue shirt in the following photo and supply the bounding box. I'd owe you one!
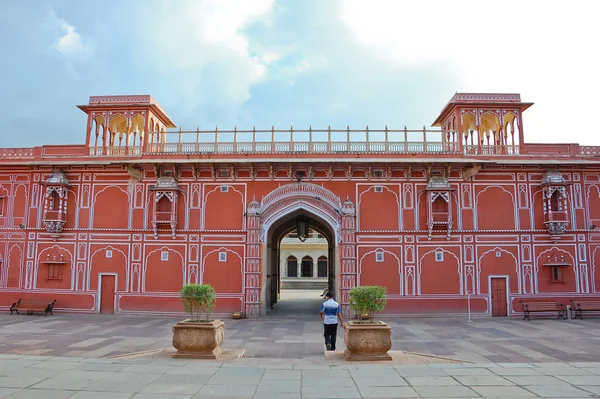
[320,299,341,325]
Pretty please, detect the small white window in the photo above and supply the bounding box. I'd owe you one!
[375,252,384,262]
[105,249,113,258]
[0,196,5,216]
[374,186,383,193]
[431,170,443,176]
[373,170,384,178]
[219,170,230,177]
[161,251,169,261]
[435,251,444,262]
[220,185,229,193]
[496,251,502,258]
[219,252,227,262]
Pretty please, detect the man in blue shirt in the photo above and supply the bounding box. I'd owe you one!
[319,291,345,351]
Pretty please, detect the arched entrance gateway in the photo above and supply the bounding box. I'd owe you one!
[244,183,356,318]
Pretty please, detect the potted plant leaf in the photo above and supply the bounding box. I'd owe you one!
[172,284,224,359]
[344,285,392,361]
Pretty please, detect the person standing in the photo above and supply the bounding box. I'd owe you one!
[319,291,344,351]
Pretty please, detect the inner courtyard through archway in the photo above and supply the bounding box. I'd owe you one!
[266,213,335,319]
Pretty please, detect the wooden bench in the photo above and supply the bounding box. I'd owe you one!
[9,298,56,316]
[520,300,566,321]
[570,300,600,320]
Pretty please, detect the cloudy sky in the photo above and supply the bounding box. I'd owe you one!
[1,0,599,147]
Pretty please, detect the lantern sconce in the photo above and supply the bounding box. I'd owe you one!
[296,216,309,242]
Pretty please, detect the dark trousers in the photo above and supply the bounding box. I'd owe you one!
[323,323,338,350]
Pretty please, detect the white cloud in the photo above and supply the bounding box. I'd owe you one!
[46,9,93,59]
[56,23,86,55]
[148,0,276,111]
[340,0,600,145]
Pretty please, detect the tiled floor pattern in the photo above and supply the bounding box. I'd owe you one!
[0,354,600,398]
[1,290,600,363]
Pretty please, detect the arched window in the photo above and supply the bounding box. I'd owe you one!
[318,256,328,278]
[301,256,313,278]
[287,256,297,277]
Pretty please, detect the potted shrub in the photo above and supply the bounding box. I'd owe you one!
[172,284,224,359]
[344,285,392,361]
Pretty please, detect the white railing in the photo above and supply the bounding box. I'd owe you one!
[579,146,600,156]
[87,146,142,156]
[464,145,520,155]
[142,127,457,155]
[1,148,34,159]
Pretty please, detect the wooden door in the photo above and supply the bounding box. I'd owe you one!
[100,275,116,314]
[490,277,508,317]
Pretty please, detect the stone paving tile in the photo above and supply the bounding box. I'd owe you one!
[28,361,80,370]
[196,384,256,397]
[133,394,192,399]
[404,376,462,386]
[348,368,400,378]
[252,393,300,399]
[122,365,174,374]
[301,386,361,399]
[0,376,46,389]
[580,385,600,395]
[165,366,219,375]
[3,388,76,398]
[443,367,497,376]
[503,375,572,386]
[555,375,600,385]
[412,385,480,398]
[453,375,514,386]
[262,369,301,380]
[353,377,408,387]
[491,367,544,376]
[356,385,418,398]
[54,369,114,380]
[75,362,129,372]
[523,384,598,397]
[70,392,134,399]
[3,367,64,379]
[302,369,351,378]
[205,373,262,385]
[471,385,537,397]
[394,366,449,377]
[140,382,203,395]
[302,377,356,387]
[83,379,153,393]
[0,388,20,399]
[103,372,163,384]
[256,379,301,393]
[540,367,598,376]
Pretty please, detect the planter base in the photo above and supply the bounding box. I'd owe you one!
[172,319,224,360]
[343,321,392,361]
[172,347,223,360]
[343,349,392,361]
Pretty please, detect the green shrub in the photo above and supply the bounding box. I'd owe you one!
[348,286,387,323]
[180,284,216,322]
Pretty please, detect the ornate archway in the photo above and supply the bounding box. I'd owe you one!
[244,183,357,318]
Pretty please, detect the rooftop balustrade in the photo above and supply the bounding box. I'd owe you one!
[3,127,600,160]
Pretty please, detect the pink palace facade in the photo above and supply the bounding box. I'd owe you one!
[1,93,600,318]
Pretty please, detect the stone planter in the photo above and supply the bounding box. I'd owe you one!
[172,319,224,359]
[343,320,392,361]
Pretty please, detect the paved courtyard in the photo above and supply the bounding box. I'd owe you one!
[2,290,600,362]
[1,354,600,398]
[2,290,600,398]
[2,289,600,363]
